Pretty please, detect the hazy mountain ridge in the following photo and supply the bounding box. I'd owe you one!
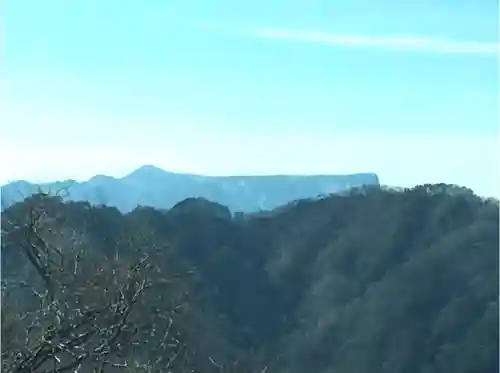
[1,165,380,212]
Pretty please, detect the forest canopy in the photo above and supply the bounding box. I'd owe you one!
[1,184,498,373]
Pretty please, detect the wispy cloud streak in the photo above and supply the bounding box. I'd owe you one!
[196,21,498,55]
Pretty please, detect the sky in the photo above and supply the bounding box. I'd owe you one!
[1,0,499,196]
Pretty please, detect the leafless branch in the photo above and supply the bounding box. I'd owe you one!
[1,194,195,373]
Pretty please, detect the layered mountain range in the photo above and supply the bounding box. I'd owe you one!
[1,165,380,212]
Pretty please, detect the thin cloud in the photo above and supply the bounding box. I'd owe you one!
[195,21,498,55]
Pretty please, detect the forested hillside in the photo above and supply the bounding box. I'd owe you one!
[1,184,498,373]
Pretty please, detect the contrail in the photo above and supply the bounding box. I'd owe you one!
[195,21,498,55]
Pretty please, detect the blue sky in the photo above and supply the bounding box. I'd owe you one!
[1,0,498,196]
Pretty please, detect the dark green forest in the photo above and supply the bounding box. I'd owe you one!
[1,184,498,373]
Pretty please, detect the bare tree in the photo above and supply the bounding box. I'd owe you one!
[1,193,193,373]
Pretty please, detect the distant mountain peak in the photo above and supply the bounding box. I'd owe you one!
[125,165,168,178]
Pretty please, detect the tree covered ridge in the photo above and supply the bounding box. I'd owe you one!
[1,184,498,373]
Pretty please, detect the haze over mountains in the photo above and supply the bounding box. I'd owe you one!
[0,165,380,213]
